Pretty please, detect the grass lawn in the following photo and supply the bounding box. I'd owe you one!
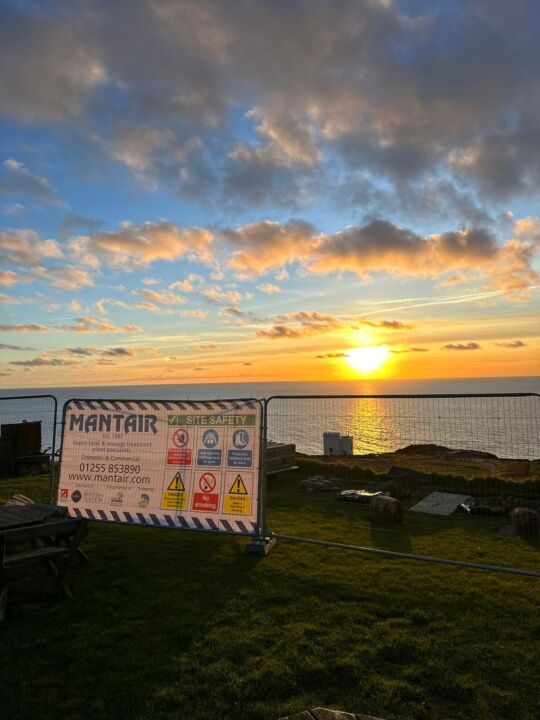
[1,470,539,720]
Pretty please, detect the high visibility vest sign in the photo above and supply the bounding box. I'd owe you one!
[57,399,262,535]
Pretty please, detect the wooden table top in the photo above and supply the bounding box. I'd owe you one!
[0,504,67,532]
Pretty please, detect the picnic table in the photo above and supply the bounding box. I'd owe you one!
[0,503,89,620]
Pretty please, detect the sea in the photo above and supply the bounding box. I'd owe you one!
[1,376,539,459]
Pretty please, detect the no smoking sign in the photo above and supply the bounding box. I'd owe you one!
[192,471,220,513]
[199,472,217,492]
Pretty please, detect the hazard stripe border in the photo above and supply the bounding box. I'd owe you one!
[68,399,259,412]
[70,506,258,535]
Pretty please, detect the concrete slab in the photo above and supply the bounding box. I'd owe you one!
[409,491,473,516]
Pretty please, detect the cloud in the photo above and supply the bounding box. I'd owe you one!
[223,220,316,277]
[439,273,467,288]
[0,3,105,123]
[69,221,214,269]
[183,309,208,318]
[201,286,253,305]
[315,352,349,358]
[442,342,481,351]
[169,273,203,292]
[101,347,134,357]
[389,347,429,354]
[59,214,103,240]
[0,228,62,266]
[33,292,60,311]
[199,343,219,350]
[142,276,160,286]
[0,159,57,204]
[219,305,263,325]
[257,311,343,339]
[66,347,96,356]
[4,202,25,216]
[68,299,83,313]
[133,301,164,314]
[2,1,540,212]
[311,223,508,281]
[222,217,539,299]
[0,323,48,332]
[358,319,415,330]
[225,108,321,207]
[230,108,320,169]
[65,346,147,358]
[0,342,34,351]
[257,283,281,294]
[56,316,142,334]
[138,289,186,305]
[0,293,25,305]
[495,340,527,348]
[30,265,94,290]
[9,357,79,367]
[513,217,540,245]
[256,310,416,341]
[95,298,129,314]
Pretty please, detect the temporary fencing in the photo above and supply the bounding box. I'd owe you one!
[264,393,540,575]
[1,390,539,574]
[0,394,58,500]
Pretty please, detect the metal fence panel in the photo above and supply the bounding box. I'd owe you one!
[0,394,58,500]
[265,394,540,574]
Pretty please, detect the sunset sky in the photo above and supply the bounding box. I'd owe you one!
[1,0,539,388]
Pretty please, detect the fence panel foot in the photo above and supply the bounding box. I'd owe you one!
[245,536,276,556]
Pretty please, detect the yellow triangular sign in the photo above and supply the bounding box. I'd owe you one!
[228,474,248,495]
[168,471,185,491]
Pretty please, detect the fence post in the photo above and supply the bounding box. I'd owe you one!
[49,395,58,503]
[245,398,275,555]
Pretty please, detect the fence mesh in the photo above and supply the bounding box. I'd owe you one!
[0,395,58,500]
[265,394,540,573]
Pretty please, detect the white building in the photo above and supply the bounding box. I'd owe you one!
[323,432,354,456]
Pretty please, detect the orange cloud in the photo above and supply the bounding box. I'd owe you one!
[224,219,539,300]
[56,316,142,333]
[69,221,214,269]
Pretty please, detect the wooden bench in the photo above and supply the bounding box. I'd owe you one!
[0,515,89,621]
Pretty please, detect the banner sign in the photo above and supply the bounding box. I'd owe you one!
[57,399,262,535]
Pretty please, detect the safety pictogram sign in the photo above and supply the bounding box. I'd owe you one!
[172,428,189,447]
[191,471,220,513]
[232,429,250,449]
[161,471,188,510]
[199,472,216,492]
[223,473,251,515]
[168,471,185,491]
[202,429,219,448]
[228,474,248,495]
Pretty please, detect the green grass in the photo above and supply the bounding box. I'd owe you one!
[1,472,539,720]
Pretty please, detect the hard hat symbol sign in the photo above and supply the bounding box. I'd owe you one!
[199,472,217,492]
[172,429,189,448]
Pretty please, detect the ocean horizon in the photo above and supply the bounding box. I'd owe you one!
[2,376,538,459]
[2,375,539,402]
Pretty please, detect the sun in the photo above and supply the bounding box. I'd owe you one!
[346,346,390,374]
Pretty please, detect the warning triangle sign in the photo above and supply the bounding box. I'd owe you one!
[168,471,185,491]
[228,474,248,495]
